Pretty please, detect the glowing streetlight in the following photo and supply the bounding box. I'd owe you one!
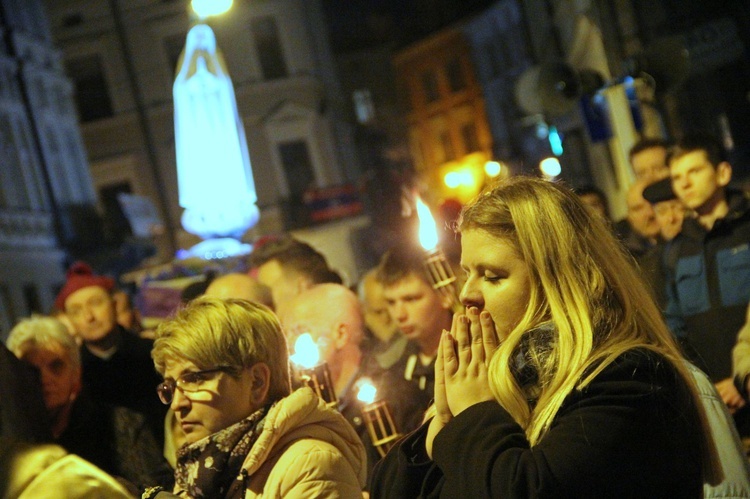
[191,0,233,19]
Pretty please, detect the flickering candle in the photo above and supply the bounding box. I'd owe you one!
[290,333,337,408]
[356,378,401,457]
[415,195,462,313]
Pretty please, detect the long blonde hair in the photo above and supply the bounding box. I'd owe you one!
[459,176,720,482]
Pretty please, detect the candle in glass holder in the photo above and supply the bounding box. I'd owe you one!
[356,378,401,457]
[415,195,462,313]
[290,333,338,408]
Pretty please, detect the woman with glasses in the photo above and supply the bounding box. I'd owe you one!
[146,297,366,499]
[370,177,722,498]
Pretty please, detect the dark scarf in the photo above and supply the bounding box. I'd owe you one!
[174,406,269,498]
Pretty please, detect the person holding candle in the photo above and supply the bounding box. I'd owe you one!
[370,176,721,497]
[280,283,391,485]
[146,297,366,498]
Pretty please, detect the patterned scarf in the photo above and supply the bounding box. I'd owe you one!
[174,406,269,498]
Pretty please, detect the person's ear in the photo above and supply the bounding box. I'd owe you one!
[332,322,349,350]
[249,363,271,406]
[295,275,314,295]
[716,161,732,187]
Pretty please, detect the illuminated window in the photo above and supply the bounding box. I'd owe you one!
[252,16,288,80]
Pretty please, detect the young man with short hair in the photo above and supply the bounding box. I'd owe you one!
[375,246,453,433]
[664,133,750,426]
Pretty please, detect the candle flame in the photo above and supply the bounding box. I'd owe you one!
[290,333,319,369]
[415,196,438,251]
[356,378,377,404]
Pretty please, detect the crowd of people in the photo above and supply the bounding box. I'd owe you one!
[2,132,750,497]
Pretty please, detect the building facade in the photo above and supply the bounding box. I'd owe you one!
[0,0,99,336]
[393,27,495,205]
[43,0,362,261]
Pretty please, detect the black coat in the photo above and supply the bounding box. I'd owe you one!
[80,327,166,442]
[370,349,704,498]
[58,393,173,489]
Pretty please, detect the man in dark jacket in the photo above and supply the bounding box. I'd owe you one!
[375,245,454,434]
[56,262,166,442]
[664,133,750,428]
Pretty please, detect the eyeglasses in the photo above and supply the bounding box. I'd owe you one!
[156,367,232,405]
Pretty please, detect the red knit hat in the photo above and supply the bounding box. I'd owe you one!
[55,262,115,311]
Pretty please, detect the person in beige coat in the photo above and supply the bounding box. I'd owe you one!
[145,297,365,499]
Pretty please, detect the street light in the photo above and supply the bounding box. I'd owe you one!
[191,0,233,19]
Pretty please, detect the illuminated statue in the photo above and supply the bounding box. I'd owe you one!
[173,23,258,257]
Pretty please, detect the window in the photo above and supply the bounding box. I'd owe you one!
[252,16,288,80]
[422,70,439,103]
[352,89,375,124]
[446,58,467,92]
[62,12,84,28]
[100,182,133,246]
[278,141,314,197]
[461,123,481,154]
[439,131,455,162]
[66,55,113,122]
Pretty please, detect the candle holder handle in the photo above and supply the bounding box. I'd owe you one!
[300,363,338,409]
[362,400,402,457]
[423,247,463,314]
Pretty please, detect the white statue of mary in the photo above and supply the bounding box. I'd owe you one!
[173,23,259,245]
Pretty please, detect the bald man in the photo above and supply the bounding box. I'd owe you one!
[280,283,381,484]
[615,179,660,260]
[280,284,364,397]
[204,273,273,308]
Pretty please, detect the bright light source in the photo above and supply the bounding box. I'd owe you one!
[540,157,562,178]
[174,24,259,242]
[445,171,462,188]
[458,170,474,187]
[356,378,377,404]
[548,125,563,156]
[192,0,233,19]
[484,161,502,177]
[290,333,319,369]
[415,195,438,251]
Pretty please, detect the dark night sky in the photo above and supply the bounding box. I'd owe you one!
[321,0,498,52]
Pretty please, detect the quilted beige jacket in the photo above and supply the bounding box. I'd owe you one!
[243,387,366,498]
